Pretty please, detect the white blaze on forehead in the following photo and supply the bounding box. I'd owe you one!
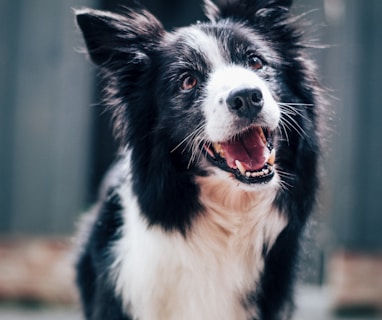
[168,27,280,143]
[178,27,226,69]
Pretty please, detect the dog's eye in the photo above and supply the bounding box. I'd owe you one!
[180,75,198,91]
[248,55,265,71]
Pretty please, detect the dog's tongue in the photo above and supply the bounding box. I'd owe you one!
[221,128,267,171]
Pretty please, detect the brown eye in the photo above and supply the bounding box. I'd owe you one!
[181,75,198,91]
[248,55,265,71]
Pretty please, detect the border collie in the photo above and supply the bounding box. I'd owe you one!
[75,0,321,319]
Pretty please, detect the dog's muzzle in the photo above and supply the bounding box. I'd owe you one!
[203,125,276,185]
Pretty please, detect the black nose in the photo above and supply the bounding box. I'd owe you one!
[226,87,264,120]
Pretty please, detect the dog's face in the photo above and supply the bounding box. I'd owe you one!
[77,0,319,195]
[157,23,282,186]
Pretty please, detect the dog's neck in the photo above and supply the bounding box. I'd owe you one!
[195,174,278,214]
[193,174,286,251]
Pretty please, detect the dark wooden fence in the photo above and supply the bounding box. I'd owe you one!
[326,0,382,252]
[0,0,95,235]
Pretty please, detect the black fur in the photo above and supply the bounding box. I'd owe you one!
[75,0,321,319]
[76,189,126,319]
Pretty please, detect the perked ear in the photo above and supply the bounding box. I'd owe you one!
[204,0,293,22]
[75,8,164,68]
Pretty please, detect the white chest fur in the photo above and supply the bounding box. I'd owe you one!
[111,175,287,320]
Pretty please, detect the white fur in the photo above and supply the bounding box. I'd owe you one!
[174,27,227,69]
[110,154,287,320]
[203,65,281,142]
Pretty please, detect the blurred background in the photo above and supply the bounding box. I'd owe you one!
[0,0,381,319]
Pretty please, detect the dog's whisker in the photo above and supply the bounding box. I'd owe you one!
[278,120,291,145]
[282,112,307,134]
[192,137,207,165]
[278,102,314,107]
[183,127,207,169]
[276,106,312,149]
[277,170,296,191]
[279,115,307,140]
[278,103,312,122]
[171,128,203,154]
[277,169,296,178]
[172,126,206,161]
[279,179,293,191]
[183,132,201,156]
[193,138,209,167]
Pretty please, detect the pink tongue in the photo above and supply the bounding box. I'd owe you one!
[221,129,267,171]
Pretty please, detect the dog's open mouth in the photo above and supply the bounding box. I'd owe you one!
[203,126,275,184]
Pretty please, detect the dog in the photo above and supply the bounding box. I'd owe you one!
[75,0,321,319]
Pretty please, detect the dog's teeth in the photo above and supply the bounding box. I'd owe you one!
[246,172,251,177]
[213,143,225,157]
[213,143,221,151]
[251,171,261,177]
[235,160,246,175]
[267,149,276,166]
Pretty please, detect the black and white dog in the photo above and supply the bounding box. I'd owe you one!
[75,0,321,319]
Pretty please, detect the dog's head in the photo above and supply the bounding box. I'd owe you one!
[76,0,320,228]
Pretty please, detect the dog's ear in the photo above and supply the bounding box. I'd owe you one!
[75,8,164,69]
[204,0,292,22]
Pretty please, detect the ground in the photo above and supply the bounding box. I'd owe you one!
[1,286,381,320]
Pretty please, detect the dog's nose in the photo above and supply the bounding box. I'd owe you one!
[226,87,264,120]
